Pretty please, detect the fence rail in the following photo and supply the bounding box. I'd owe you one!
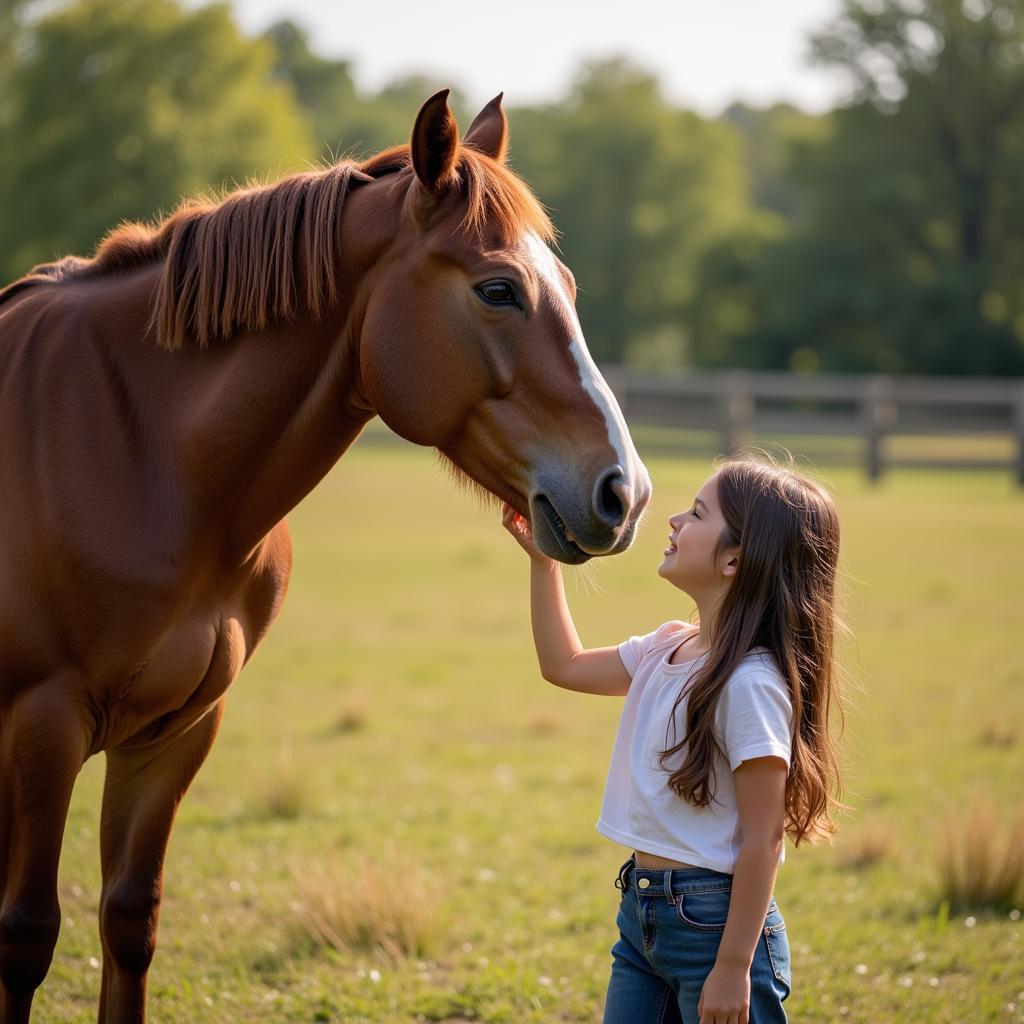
[598,367,1024,485]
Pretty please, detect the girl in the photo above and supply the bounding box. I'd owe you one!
[501,452,846,1024]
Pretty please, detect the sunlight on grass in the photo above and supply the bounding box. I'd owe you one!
[39,448,1023,1023]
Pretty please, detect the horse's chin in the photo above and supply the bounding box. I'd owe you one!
[531,495,594,565]
[540,531,592,565]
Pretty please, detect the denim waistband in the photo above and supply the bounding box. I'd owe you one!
[614,854,733,900]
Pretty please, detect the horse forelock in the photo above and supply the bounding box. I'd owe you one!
[29,143,553,350]
[360,144,555,247]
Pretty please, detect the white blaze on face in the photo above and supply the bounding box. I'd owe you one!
[521,232,647,500]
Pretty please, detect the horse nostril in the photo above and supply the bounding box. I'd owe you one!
[594,466,627,529]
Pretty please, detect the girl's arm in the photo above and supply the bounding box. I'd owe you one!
[697,756,789,1022]
[502,503,631,697]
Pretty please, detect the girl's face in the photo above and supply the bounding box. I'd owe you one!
[658,472,737,594]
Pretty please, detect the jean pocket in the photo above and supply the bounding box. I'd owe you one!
[674,888,731,933]
[763,921,792,996]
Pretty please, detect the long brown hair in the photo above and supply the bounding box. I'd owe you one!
[658,450,850,846]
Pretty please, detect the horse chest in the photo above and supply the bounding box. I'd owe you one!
[90,611,239,749]
[95,527,292,749]
[143,614,244,706]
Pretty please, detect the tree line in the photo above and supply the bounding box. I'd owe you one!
[2,0,1023,376]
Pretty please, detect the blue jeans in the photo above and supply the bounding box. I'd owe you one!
[602,855,791,1024]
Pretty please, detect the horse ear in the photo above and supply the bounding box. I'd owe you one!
[411,89,459,193]
[463,93,508,163]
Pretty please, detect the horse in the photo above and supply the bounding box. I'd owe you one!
[0,89,650,1022]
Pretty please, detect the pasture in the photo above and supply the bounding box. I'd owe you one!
[40,440,1023,1023]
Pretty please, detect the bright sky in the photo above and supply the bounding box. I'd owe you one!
[228,0,851,116]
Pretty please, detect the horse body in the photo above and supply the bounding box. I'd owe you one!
[0,92,651,1022]
[0,263,315,1024]
[0,264,310,710]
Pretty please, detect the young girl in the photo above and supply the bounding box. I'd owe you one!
[501,453,845,1024]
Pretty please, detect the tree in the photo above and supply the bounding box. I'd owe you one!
[785,0,1024,373]
[694,0,1024,376]
[263,19,359,158]
[0,0,313,284]
[721,102,827,221]
[265,21,472,160]
[509,59,755,365]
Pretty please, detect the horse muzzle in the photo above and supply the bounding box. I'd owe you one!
[529,463,651,564]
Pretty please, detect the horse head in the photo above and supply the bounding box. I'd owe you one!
[358,90,651,563]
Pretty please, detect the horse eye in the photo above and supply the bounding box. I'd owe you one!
[475,280,519,307]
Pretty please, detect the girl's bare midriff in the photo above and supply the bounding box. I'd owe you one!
[633,850,702,869]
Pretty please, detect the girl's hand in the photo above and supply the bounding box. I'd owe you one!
[500,502,551,564]
[697,961,750,1024]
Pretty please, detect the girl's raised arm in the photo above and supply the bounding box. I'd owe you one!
[502,503,631,697]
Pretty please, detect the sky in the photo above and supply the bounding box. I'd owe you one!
[228,0,853,117]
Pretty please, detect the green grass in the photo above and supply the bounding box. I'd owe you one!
[39,440,1024,1023]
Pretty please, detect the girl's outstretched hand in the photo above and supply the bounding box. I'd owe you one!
[501,502,551,564]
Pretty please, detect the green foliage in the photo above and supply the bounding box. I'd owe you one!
[756,0,1024,374]
[0,0,312,283]
[721,102,827,221]
[689,0,1024,375]
[510,58,754,364]
[4,0,1024,374]
[263,19,360,158]
[264,20,473,160]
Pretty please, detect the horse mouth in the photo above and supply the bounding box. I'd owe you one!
[533,494,591,564]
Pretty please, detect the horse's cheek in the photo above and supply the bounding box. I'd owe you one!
[361,295,477,445]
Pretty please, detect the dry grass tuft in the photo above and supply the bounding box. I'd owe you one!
[977,719,1017,748]
[289,843,446,963]
[526,709,563,735]
[254,741,317,820]
[836,820,894,869]
[334,690,370,733]
[935,796,1024,911]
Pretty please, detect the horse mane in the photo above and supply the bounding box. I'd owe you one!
[1,145,555,350]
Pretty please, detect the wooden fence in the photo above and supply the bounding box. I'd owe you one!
[598,367,1024,485]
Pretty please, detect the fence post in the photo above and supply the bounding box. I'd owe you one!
[722,371,754,455]
[862,374,896,483]
[1014,385,1024,488]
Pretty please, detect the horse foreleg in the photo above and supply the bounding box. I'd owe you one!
[0,688,88,1024]
[97,700,224,1024]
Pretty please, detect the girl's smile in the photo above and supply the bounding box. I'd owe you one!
[657,473,740,608]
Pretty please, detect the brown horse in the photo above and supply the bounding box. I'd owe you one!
[0,90,650,1022]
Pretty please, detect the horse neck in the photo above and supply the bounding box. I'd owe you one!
[94,178,402,567]
[208,308,375,564]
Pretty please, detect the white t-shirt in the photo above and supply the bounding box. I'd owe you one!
[595,620,795,875]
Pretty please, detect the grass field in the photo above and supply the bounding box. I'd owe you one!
[39,438,1024,1023]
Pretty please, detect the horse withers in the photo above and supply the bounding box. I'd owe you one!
[0,90,650,1022]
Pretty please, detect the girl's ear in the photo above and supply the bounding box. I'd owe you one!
[720,547,740,579]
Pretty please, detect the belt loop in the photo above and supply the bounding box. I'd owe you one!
[615,859,632,892]
[663,869,677,905]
